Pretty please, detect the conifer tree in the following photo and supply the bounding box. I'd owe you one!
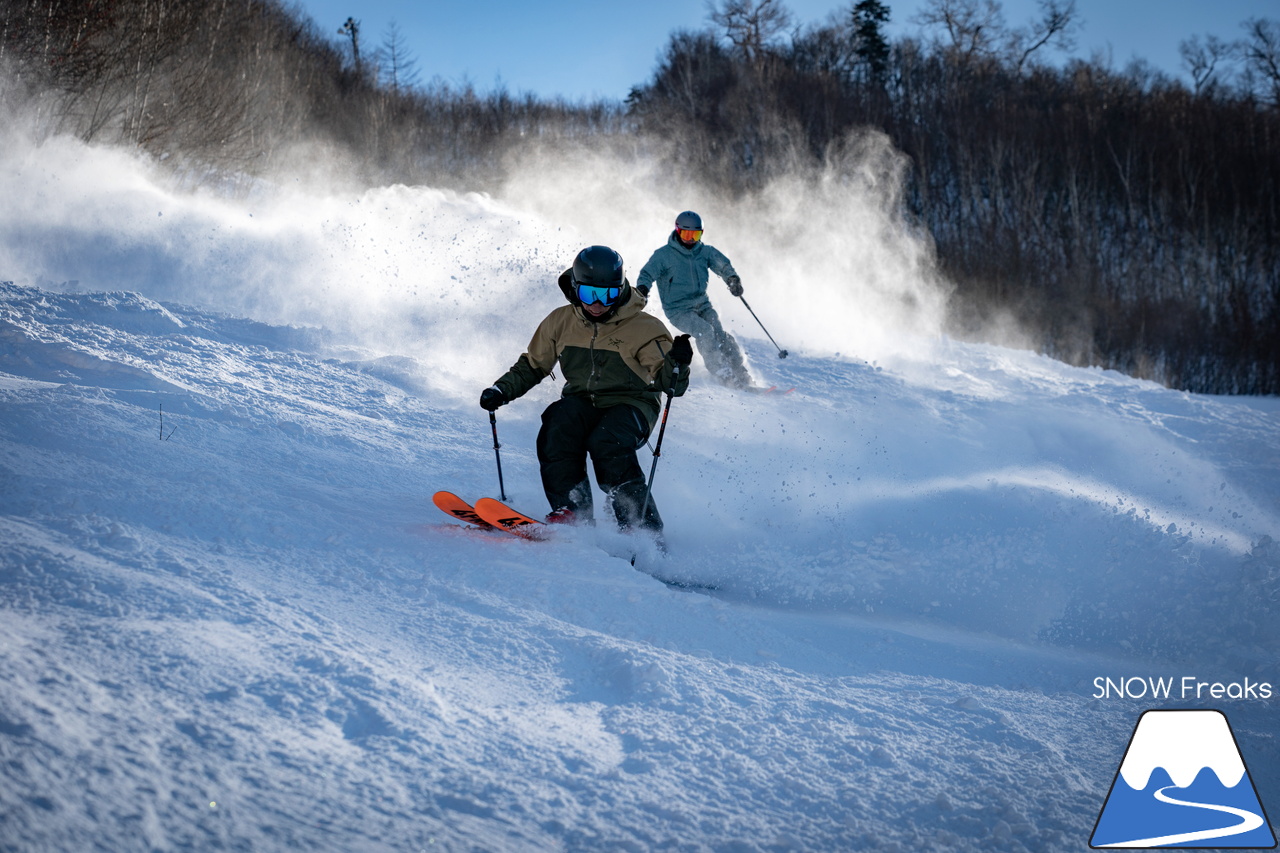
[851,0,891,85]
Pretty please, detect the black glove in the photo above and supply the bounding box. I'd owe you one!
[636,283,651,297]
[726,275,743,297]
[669,334,693,366]
[479,386,505,411]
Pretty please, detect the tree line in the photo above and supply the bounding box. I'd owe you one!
[2,0,1277,394]
[0,0,623,188]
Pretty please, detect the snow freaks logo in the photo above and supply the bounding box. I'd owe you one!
[1091,710,1276,848]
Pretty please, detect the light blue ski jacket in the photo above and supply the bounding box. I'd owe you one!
[635,231,739,315]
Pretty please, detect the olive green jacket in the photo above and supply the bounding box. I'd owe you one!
[493,285,690,428]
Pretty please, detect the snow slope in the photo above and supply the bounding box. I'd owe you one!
[1,134,1278,852]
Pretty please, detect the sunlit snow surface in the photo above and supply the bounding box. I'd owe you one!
[1,133,1278,851]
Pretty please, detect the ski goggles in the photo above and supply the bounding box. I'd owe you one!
[677,228,703,243]
[576,283,622,306]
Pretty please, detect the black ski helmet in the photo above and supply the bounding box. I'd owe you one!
[571,245,625,290]
[559,245,631,319]
[675,210,703,231]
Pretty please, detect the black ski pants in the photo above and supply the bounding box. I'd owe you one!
[536,395,662,532]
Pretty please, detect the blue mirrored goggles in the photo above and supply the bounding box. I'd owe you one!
[577,284,621,306]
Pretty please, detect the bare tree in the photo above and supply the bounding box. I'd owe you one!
[709,0,794,68]
[1179,33,1234,94]
[1239,17,1280,105]
[1007,0,1079,73]
[913,0,1005,68]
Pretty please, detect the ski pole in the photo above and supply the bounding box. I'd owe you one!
[641,366,679,519]
[738,295,789,358]
[489,411,507,501]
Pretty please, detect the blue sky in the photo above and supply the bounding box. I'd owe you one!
[296,0,1278,101]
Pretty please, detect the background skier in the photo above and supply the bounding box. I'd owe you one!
[635,210,753,389]
[480,245,691,535]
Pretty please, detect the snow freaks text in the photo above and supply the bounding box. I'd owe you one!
[1092,676,1274,701]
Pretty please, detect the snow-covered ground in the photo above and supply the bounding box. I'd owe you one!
[1,132,1278,851]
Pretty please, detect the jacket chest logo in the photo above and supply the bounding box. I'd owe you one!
[605,336,625,349]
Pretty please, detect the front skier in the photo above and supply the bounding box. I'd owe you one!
[480,245,692,536]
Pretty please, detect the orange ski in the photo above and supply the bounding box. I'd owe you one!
[473,497,546,539]
[432,491,495,530]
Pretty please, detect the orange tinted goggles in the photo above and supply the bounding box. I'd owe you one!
[678,228,703,243]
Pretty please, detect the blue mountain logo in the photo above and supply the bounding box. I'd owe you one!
[1092,710,1276,848]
